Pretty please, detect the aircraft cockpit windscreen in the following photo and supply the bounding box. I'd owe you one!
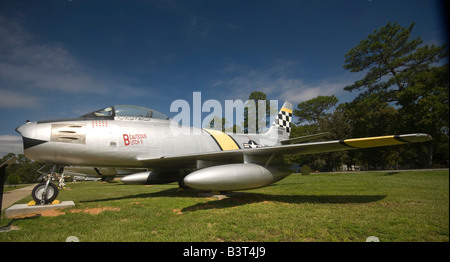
[113,105,169,120]
[94,107,114,117]
[81,106,115,119]
[82,105,169,120]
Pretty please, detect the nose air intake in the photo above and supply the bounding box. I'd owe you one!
[15,122,47,150]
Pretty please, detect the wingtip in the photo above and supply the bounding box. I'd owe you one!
[397,133,433,143]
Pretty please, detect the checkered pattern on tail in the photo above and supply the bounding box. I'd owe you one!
[276,110,292,133]
[266,101,293,142]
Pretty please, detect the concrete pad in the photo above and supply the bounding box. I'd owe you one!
[5,201,75,218]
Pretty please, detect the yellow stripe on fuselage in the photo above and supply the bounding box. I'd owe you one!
[343,135,405,148]
[204,129,240,151]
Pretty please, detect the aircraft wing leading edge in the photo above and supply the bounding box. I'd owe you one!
[137,133,432,167]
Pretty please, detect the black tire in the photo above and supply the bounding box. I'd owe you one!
[178,178,190,190]
[31,182,59,204]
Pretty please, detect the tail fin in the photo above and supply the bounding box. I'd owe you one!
[266,101,293,141]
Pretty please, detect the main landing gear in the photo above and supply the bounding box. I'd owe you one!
[32,164,61,205]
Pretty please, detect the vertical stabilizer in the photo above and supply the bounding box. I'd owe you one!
[265,101,293,142]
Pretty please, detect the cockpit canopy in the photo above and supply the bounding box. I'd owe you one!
[82,105,169,120]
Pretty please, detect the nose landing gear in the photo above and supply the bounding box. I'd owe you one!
[32,164,61,205]
[31,180,59,205]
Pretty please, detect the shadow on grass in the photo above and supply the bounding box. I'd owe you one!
[0,214,41,231]
[79,187,198,203]
[181,193,386,213]
[80,188,386,213]
[383,172,400,176]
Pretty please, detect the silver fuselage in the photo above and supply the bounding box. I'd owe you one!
[17,117,279,169]
[15,102,432,191]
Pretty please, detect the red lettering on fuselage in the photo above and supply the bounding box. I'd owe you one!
[123,133,147,146]
[123,134,130,146]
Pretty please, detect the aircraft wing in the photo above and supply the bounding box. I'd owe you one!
[246,133,431,156]
[137,133,432,168]
[280,132,330,145]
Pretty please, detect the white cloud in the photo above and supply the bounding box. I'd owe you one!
[0,135,23,156]
[0,15,152,109]
[268,78,351,103]
[213,61,358,106]
[0,89,41,108]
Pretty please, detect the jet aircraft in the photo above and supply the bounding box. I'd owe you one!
[15,102,432,204]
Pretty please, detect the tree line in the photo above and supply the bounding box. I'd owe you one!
[1,153,43,185]
[227,22,448,171]
[292,22,448,171]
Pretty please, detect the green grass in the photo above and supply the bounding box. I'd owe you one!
[1,170,448,242]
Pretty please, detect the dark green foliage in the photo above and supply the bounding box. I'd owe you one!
[343,22,447,100]
[293,22,448,170]
[1,153,42,184]
[294,95,338,125]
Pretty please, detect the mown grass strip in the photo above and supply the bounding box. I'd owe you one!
[1,170,448,242]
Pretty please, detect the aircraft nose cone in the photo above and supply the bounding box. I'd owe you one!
[14,121,48,152]
[15,122,36,138]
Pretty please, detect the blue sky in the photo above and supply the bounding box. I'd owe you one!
[0,0,447,156]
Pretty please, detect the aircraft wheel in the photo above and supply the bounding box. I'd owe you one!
[31,182,59,204]
[178,178,190,190]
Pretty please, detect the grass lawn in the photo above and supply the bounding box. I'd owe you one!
[0,170,448,242]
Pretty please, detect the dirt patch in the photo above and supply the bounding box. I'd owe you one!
[172,208,183,215]
[70,207,121,215]
[8,207,121,219]
[40,209,66,217]
[8,209,66,219]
